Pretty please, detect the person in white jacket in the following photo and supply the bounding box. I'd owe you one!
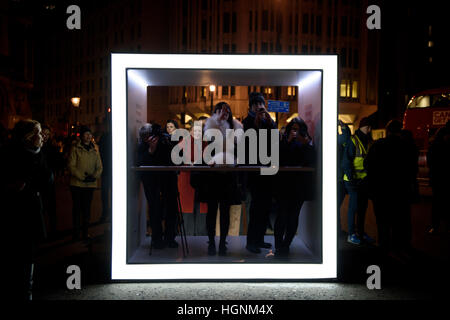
[202,102,243,256]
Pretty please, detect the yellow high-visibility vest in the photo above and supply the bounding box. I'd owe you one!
[343,134,368,181]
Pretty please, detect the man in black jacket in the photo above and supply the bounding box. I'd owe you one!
[137,123,178,249]
[365,120,417,258]
[243,92,278,253]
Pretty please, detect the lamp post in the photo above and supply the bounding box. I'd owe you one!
[71,97,80,134]
[209,85,215,114]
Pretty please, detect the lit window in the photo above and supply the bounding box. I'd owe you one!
[340,80,348,97]
[352,81,358,98]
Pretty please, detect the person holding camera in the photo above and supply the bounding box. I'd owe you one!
[68,126,103,241]
[274,117,315,257]
[243,92,277,254]
[137,123,178,249]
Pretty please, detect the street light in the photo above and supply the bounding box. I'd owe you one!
[71,97,80,108]
[71,97,81,134]
[209,85,215,114]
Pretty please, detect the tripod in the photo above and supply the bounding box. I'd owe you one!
[176,188,189,257]
[149,184,189,257]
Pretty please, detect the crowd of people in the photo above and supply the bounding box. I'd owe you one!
[338,116,450,262]
[137,92,317,257]
[0,120,110,300]
[1,91,447,299]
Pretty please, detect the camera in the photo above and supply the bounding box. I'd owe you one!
[148,123,171,145]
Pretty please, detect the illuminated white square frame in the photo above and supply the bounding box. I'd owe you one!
[111,54,337,280]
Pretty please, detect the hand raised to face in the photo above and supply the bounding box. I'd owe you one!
[147,135,159,154]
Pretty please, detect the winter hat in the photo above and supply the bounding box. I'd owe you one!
[79,125,92,136]
[358,117,371,128]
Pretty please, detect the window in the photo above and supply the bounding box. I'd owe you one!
[231,44,236,53]
[249,11,252,31]
[276,11,282,33]
[302,14,309,34]
[222,86,229,96]
[261,42,268,53]
[352,81,359,98]
[349,49,352,68]
[202,20,207,39]
[341,16,347,36]
[316,16,322,36]
[354,18,360,38]
[327,17,332,37]
[271,11,274,31]
[340,48,347,67]
[295,14,299,35]
[302,45,308,53]
[232,12,237,33]
[353,49,359,69]
[248,43,252,53]
[262,10,268,31]
[340,80,349,97]
[223,13,230,33]
[182,27,187,46]
[231,86,235,96]
[289,14,293,34]
[340,80,358,98]
[310,14,314,33]
[223,44,230,53]
[201,86,207,97]
[276,42,281,53]
[333,19,337,37]
[287,86,294,96]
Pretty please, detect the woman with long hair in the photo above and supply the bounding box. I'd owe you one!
[203,102,243,255]
[274,117,315,257]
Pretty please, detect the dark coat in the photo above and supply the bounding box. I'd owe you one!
[276,136,316,201]
[136,134,177,184]
[338,124,351,181]
[364,134,417,201]
[0,143,53,261]
[427,130,450,189]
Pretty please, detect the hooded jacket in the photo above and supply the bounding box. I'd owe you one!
[68,141,103,188]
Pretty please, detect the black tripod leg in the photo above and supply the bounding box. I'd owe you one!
[177,191,189,256]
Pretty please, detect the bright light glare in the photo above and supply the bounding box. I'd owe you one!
[111,54,337,280]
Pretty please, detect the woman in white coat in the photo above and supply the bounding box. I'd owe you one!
[203,102,243,256]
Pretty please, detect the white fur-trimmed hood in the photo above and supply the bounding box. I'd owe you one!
[203,113,244,165]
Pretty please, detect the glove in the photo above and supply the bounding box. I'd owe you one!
[83,175,96,183]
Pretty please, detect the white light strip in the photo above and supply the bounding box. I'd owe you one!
[111,54,337,280]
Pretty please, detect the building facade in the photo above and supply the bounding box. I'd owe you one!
[0,0,35,129]
[40,0,379,134]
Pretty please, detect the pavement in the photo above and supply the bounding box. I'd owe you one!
[30,177,449,301]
